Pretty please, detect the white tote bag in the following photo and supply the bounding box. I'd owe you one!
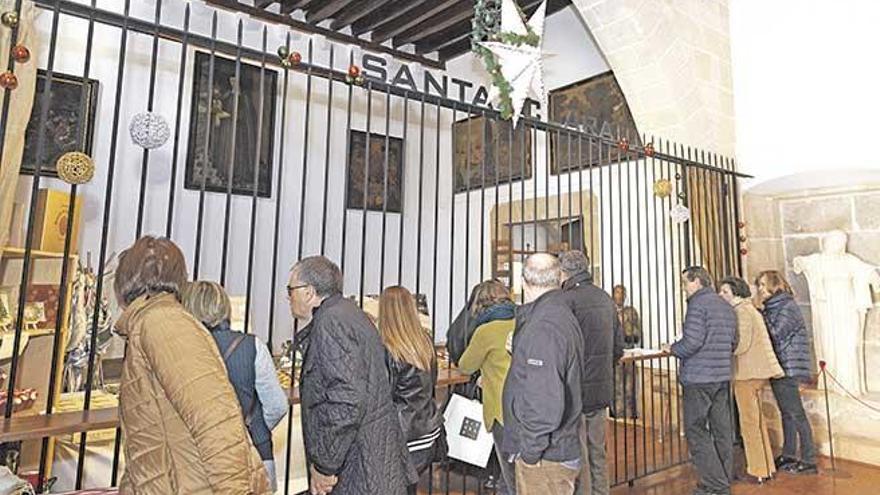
[443,393,495,468]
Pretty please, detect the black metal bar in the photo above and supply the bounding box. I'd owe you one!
[358,82,373,306]
[479,110,487,281]
[320,46,335,255]
[134,0,163,238]
[397,92,409,284]
[647,134,659,472]
[415,94,426,292]
[508,123,514,303]
[192,12,219,279]
[566,131,573,247]
[576,134,584,253]
[164,4,190,238]
[731,159,744,277]
[76,1,134,487]
[243,27,269,334]
[463,110,472,306]
[379,86,391,290]
[339,50,354,275]
[267,31,292,354]
[297,40,315,259]
[219,20,244,286]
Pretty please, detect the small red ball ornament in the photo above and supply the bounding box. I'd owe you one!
[0,71,18,90]
[348,64,360,78]
[737,221,746,229]
[739,235,747,243]
[617,138,629,153]
[739,248,748,256]
[289,51,302,65]
[644,142,655,157]
[11,44,29,63]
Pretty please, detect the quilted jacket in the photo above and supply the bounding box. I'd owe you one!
[671,287,738,386]
[760,292,813,380]
[116,293,270,494]
[297,294,414,494]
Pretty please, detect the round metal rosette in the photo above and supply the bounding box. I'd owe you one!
[652,179,672,198]
[56,151,95,185]
[669,204,691,224]
[129,112,171,149]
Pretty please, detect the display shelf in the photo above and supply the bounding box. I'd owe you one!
[0,407,118,443]
[1,246,77,260]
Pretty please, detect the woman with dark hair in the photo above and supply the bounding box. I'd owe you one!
[378,286,445,495]
[754,270,817,475]
[719,276,783,483]
[457,280,518,495]
[114,236,270,494]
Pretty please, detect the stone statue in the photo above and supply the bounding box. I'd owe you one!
[793,230,880,395]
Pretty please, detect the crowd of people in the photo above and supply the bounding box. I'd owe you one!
[109,235,817,495]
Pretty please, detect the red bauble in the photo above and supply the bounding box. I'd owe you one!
[644,142,655,157]
[348,64,360,78]
[739,248,748,256]
[739,235,747,243]
[11,44,29,63]
[289,51,302,65]
[737,221,746,229]
[0,71,18,90]
[617,138,629,153]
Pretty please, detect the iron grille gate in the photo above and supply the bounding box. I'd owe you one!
[0,0,748,493]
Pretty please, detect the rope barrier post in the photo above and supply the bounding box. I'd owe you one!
[820,360,836,472]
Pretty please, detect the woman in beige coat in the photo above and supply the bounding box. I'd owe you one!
[114,236,270,494]
[719,276,784,483]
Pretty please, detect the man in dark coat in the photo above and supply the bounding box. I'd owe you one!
[290,256,413,495]
[663,266,737,495]
[558,251,623,495]
[503,253,583,495]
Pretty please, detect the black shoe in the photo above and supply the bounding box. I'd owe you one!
[774,455,797,470]
[784,461,818,475]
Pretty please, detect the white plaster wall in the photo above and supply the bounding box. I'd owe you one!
[730,0,880,186]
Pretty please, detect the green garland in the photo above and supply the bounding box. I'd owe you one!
[472,0,539,119]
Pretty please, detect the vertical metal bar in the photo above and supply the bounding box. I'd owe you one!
[507,123,514,303]
[339,51,354,275]
[463,111,471,306]
[76,1,134,488]
[397,92,409,284]
[479,110,487,281]
[134,0,163,238]
[164,4,190,237]
[243,27,268,334]
[647,135,658,472]
[358,83,373,306]
[0,0,25,168]
[588,136,594,270]
[267,31,291,357]
[379,87,391,290]
[192,12,219,279]
[566,131,573,247]
[320,46,335,255]
[731,158,744,277]
[675,144,687,462]
[219,20,244,286]
[297,40,314,260]
[576,133,584,252]
[415,94,426,292]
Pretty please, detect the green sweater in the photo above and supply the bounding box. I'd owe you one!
[457,318,515,431]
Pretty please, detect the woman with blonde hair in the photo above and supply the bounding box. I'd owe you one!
[458,280,517,495]
[718,276,783,483]
[378,286,445,495]
[754,270,817,475]
[182,281,288,491]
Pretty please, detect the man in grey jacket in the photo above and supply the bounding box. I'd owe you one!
[663,266,737,495]
[503,253,583,495]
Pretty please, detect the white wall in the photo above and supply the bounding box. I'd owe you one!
[730,0,880,188]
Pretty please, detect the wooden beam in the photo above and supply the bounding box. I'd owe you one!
[306,0,357,24]
[351,0,432,37]
[438,37,472,61]
[329,0,392,31]
[254,0,276,9]
[279,0,311,15]
[370,0,461,44]
[204,0,446,69]
[392,1,474,47]
[416,22,471,54]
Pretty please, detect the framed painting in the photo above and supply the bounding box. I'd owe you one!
[346,130,404,213]
[548,71,641,174]
[20,70,99,178]
[452,115,532,193]
[185,51,278,198]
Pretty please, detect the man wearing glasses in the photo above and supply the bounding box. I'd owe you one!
[289,256,414,495]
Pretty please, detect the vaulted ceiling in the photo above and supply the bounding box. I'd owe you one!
[212,0,571,64]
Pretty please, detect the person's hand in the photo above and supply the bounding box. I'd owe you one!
[476,375,483,388]
[309,465,338,495]
[660,343,672,355]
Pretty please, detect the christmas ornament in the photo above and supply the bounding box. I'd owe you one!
[0,71,17,90]
[644,142,655,157]
[348,64,360,78]
[11,44,29,63]
[289,51,302,65]
[617,138,629,153]
[739,235,747,243]
[670,204,690,224]
[653,179,672,198]
[737,221,746,229]
[1,11,19,28]
[739,248,748,256]
[56,151,95,185]
[475,0,547,126]
[280,58,292,69]
[129,112,171,149]
[675,173,682,180]
[346,65,363,84]
[277,45,289,60]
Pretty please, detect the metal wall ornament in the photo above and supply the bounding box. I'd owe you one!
[1,11,18,28]
[670,204,691,223]
[56,151,95,184]
[653,179,672,198]
[129,112,171,149]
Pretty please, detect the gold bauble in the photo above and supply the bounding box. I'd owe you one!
[56,151,95,185]
[1,11,19,28]
[653,179,672,198]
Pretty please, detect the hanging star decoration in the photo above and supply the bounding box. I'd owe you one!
[475,0,547,127]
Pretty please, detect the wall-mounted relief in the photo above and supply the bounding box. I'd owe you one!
[346,130,403,213]
[452,114,533,193]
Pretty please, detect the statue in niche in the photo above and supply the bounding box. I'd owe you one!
[793,230,880,395]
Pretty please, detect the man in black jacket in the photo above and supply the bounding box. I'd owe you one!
[558,251,623,495]
[503,253,583,495]
[290,256,413,495]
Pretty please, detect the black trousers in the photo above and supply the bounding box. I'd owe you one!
[682,381,734,494]
[770,376,815,464]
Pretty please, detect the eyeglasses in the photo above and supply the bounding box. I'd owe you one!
[286,284,309,299]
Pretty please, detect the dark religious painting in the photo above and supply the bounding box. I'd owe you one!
[548,71,641,174]
[346,130,404,213]
[452,115,532,193]
[185,52,277,198]
[21,71,99,178]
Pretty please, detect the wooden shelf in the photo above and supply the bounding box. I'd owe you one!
[0,408,118,443]
[1,246,77,260]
